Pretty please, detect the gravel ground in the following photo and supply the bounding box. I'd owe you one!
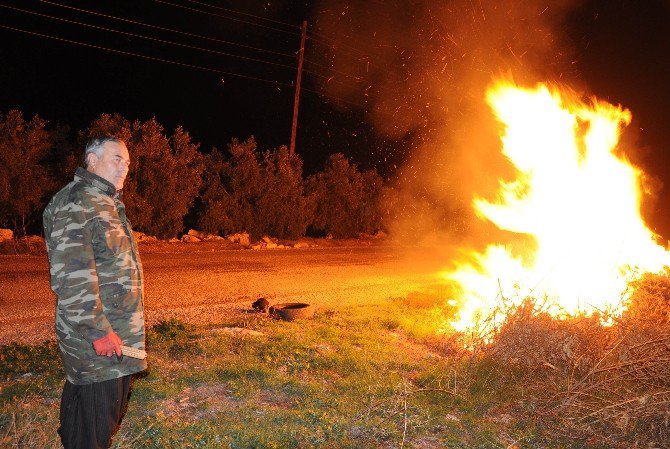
[0,243,442,345]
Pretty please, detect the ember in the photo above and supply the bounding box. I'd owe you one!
[444,80,670,333]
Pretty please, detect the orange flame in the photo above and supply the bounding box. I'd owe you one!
[445,81,670,332]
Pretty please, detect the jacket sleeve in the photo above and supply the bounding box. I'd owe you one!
[46,200,113,343]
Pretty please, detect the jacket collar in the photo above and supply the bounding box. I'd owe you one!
[74,167,118,197]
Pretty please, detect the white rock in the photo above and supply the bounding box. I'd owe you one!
[181,234,201,243]
[227,232,250,247]
[0,229,13,242]
[187,229,206,239]
[133,231,158,242]
[262,236,277,249]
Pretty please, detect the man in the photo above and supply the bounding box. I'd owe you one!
[43,136,147,448]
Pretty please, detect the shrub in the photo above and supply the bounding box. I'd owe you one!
[0,341,60,378]
[83,114,205,239]
[198,138,311,239]
[307,153,385,238]
[0,110,56,237]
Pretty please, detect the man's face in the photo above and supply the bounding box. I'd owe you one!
[89,141,130,191]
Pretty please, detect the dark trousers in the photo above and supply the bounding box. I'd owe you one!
[58,375,132,449]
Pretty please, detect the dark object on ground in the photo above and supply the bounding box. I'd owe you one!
[270,303,314,321]
[252,297,270,313]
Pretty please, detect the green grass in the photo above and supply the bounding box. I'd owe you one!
[0,300,605,449]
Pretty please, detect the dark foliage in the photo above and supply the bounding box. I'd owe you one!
[0,109,392,241]
[198,138,312,239]
[0,110,56,237]
[0,341,60,377]
[83,114,205,239]
[307,153,386,238]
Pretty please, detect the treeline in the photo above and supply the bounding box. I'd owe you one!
[0,110,394,240]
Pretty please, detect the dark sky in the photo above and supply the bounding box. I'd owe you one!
[2,0,670,237]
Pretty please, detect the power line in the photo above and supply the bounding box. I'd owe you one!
[40,0,403,87]
[0,23,294,87]
[2,3,366,90]
[181,0,301,30]
[39,0,297,59]
[0,20,373,108]
[4,3,371,93]
[153,0,301,37]
[0,11,393,112]
[1,3,299,71]
[159,0,406,85]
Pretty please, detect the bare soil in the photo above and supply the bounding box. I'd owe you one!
[0,242,440,345]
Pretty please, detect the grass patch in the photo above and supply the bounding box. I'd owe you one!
[0,298,635,448]
[0,341,60,378]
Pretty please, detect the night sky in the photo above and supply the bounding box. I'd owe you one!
[2,0,670,237]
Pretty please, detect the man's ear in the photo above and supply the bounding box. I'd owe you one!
[87,153,98,169]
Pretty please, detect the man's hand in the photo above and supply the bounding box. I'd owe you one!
[93,332,123,357]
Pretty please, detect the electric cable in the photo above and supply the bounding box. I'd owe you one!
[180,0,301,30]
[0,23,294,87]
[0,3,298,71]
[0,21,375,106]
[2,3,367,89]
[39,0,297,59]
[153,0,301,36]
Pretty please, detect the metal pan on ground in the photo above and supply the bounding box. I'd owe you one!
[270,303,314,321]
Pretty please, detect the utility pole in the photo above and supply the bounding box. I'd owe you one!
[289,20,307,156]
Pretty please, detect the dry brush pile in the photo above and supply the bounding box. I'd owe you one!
[478,271,670,448]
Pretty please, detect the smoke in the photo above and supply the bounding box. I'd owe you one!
[308,0,585,246]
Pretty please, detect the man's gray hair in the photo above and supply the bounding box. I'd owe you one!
[83,136,123,168]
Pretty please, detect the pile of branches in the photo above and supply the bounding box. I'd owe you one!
[483,272,670,448]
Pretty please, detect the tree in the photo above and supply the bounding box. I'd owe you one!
[83,114,204,238]
[307,153,385,238]
[257,145,312,239]
[197,147,234,235]
[198,137,265,237]
[0,110,55,237]
[198,138,311,239]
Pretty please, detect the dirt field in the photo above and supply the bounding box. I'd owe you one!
[0,242,442,345]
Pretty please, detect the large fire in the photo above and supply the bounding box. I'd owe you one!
[445,80,670,332]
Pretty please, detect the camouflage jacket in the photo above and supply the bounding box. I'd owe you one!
[43,167,147,385]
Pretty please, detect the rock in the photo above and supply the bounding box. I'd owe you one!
[262,236,277,249]
[294,239,313,249]
[0,229,13,242]
[133,231,158,243]
[188,229,223,241]
[227,232,250,247]
[252,297,270,313]
[181,234,201,243]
